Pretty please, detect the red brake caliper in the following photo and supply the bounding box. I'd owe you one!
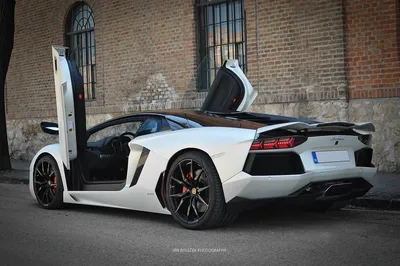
[52,176,57,194]
[182,172,192,193]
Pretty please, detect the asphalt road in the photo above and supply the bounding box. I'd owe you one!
[1,183,399,266]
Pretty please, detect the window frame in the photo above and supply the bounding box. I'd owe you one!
[65,2,97,101]
[86,115,172,142]
[196,0,247,91]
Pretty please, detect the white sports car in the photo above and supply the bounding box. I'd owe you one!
[29,46,377,229]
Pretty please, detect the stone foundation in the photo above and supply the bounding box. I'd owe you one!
[6,98,400,172]
[6,114,116,162]
[249,100,349,122]
[349,99,400,173]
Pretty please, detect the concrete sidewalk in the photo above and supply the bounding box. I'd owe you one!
[0,160,30,184]
[0,160,399,210]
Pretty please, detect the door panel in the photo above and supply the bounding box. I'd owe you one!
[201,59,257,113]
[52,46,86,170]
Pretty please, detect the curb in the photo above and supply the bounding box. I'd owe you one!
[0,170,29,185]
[0,177,29,185]
[350,198,400,211]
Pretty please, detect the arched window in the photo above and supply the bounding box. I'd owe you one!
[66,2,96,100]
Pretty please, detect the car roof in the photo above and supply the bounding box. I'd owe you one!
[87,109,266,133]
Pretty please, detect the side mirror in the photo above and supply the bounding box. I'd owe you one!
[40,122,59,135]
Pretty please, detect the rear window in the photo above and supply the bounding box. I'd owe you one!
[166,115,202,131]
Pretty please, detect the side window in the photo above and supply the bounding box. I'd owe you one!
[166,115,203,130]
[136,117,167,137]
[88,121,143,142]
[166,116,190,130]
[167,119,186,130]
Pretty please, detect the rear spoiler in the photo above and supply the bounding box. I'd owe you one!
[256,121,375,135]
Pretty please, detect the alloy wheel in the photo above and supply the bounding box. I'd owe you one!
[33,160,57,206]
[168,159,210,224]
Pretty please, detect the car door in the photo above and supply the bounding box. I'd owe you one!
[200,59,258,113]
[52,46,87,170]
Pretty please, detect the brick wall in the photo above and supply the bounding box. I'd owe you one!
[6,0,400,119]
[245,0,348,105]
[346,0,400,99]
[6,0,198,119]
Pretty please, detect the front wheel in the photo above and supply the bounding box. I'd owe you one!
[33,155,64,209]
[165,151,238,229]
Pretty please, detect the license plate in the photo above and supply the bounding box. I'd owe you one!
[312,151,349,164]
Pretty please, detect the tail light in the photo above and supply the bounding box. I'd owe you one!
[250,136,307,151]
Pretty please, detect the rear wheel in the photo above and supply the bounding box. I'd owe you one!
[165,151,238,229]
[33,155,64,209]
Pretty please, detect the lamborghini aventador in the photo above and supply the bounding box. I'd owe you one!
[29,46,377,229]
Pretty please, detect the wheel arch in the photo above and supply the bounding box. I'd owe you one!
[155,147,219,210]
[164,148,216,177]
[29,144,69,199]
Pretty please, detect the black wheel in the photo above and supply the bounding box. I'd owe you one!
[306,199,351,213]
[33,155,64,209]
[165,151,238,229]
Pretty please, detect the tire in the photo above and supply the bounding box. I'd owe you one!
[165,151,238,229]
[306,199,351,213]
[33,155,64,209]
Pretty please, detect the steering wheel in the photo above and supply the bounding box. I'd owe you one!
[119,132,135,157]
[120,132,136,139]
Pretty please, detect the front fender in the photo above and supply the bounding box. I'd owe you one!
[29,144,69,199]
[130,127,256,183]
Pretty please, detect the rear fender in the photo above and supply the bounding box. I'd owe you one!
[129,127,256,183]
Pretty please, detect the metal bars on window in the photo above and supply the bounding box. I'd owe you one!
[66,3,96,100]
[197,0,246,90]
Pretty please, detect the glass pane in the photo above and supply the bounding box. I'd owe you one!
[88,67,92,83]
[221,22,228,44]
[84,83,88,99]
[207,25,214,46]
[214,5,220,24]
[235,20,243,42]
[87,82,91,99]
[91,47,96,64]
[207,6,213,25]
[90,32,95,50]
[237,43,244,65]
[88,13,94,28]
[229,21,235,43]
[228,2,234,22]
[82,48,87,66]
[235,1,242,19]
[221,3,227,22]
[215,23,220,45]
[215,46,221,67]
[229,43,236,60]
[208,47,215,69]
[82,66,87,83]
[221,44,229,63]
[81,33,86,48]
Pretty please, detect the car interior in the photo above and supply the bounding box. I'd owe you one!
[81,117,165,183]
